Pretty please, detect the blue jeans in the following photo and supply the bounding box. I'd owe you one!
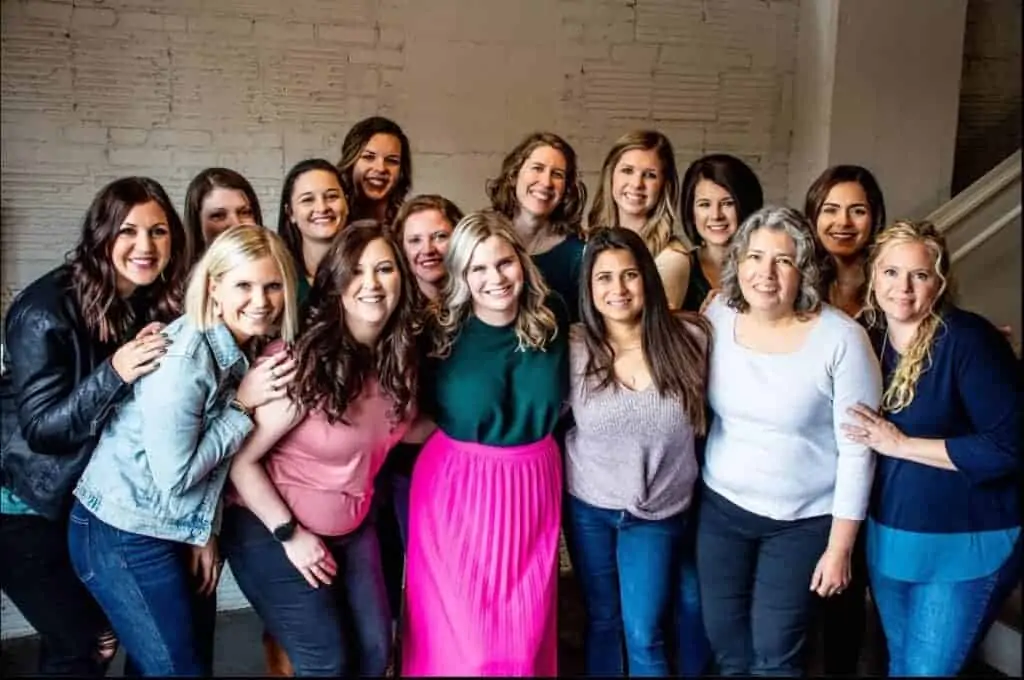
[869,536,1024,677]
[220,505,391,677]
[675,517,711,676]
[564,495,683,677]
[696,486,831,676]
[66,500,217,676]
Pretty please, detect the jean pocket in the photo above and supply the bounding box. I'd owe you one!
[67,508,95,583]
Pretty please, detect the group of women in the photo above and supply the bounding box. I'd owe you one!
[1,115,1019,679]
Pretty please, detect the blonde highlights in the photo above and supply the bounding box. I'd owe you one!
[586,130,682,256]
[432,210,558,358]
[184,224,300,344]
[862,220,951,413]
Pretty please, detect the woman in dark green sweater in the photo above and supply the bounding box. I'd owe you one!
[401,210,569,676]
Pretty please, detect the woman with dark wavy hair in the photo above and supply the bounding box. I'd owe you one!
[222,223,420,676]
[2,176,187,675]
[337,116,413,225]
[487,131,588,320]
[277,158,349,306]
[184,167,264,259]
[565,227,710,676]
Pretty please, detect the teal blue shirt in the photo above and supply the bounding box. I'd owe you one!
[0,486,39,516]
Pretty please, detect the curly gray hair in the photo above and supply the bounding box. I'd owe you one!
[720,205,823,315]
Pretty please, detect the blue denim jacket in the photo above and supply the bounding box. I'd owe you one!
[74,317,254,546]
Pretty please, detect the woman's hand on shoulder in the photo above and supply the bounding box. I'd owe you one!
[111,330,171,384]
[236,349,297,410]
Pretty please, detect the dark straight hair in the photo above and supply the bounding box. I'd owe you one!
[680,154,764,247]
[578,227,711,435]
[276,158,347,279]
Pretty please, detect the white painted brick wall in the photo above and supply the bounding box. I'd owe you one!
[1,0,800,305]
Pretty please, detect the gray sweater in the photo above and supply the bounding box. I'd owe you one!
[702,297,882,522]
[564,325,701,521]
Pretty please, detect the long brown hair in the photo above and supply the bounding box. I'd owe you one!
[579,227,711,434]
[485,131,587,237]
[336,116,412,225]
[69,176,189,343]
[287,223,418,426]
[587,130,682,255]
[276,158,348,279]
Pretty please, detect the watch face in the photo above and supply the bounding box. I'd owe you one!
[274,521,295,542]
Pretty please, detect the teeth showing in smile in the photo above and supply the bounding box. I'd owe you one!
[358,295,385,304]
[366,177,389,189]
[129,257,156,267]
[606,299,631,307]
[486,285,512,298]
[706,224,730,232]
[244,311,270,321]
[418,258,442,268]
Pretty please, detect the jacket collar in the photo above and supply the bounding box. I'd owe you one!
[204,322,249,373]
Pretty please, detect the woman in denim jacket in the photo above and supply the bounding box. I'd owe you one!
[66,225,300,676]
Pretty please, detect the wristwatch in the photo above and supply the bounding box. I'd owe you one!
[272,517,298,543]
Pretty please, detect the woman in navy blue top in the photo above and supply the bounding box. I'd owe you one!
[842,220,1022,677]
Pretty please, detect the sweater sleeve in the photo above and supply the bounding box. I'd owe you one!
[830,320,882,520]
[945,318,1022,484]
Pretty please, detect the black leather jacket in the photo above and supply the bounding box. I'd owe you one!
[1,266,131,520]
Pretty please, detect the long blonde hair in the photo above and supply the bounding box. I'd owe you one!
[432,210,558,358]
[862,220,952,413]
[184,224,300,344]
[586,130,682,255]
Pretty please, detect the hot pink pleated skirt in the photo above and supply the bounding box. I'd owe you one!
[401,430,562,677]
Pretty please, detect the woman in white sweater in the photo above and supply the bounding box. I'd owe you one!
[696,205,882,676]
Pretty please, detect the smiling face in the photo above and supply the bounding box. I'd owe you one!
[871,240,943,326]
[693,178,739,246]
[611,148,664,223]
[466,235,524,326]
[401,209,453,289]
[591,248,645,325]
[111,200,173,298]
[341,236,402,340]
[200,187,255,244]
[816,181,873,260]
[353,133,402,204]
[514,145,567,221]
[209,256,286,345]
[737,228,802,317]
[287,169,347,244]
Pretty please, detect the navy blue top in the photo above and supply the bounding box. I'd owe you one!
[532,235,585,323]
[869,306,1021,535]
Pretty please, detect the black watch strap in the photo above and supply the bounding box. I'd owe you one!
[272,517,298,543]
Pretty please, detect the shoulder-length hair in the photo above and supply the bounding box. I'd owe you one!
[804,164,887,295]
[69,176,190,343]
[433,210,558,358]
[720,205,823,316]
[184,224,299,344]
[289,222,418,426]
[680,154,764,247]
[336,116,412,225]
[579,227,711,434]
[184,167,263,261]
[586,130,682,256]
[862,220,952,413]
[390,194,465,241]
[485,131,588,237]
[276,158,349,279]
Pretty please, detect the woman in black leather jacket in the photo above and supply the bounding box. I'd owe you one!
[0,176,189,675]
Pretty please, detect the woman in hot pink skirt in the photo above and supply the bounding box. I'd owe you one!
[401,210,570,676]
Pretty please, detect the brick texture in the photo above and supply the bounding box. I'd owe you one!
[1,0,800,307]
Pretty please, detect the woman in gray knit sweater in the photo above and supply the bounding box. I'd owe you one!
[564,227,711,677]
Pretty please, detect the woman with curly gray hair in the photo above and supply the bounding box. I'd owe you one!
[695,206,882,676]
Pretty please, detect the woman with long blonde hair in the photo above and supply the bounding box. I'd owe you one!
[587,130,691,309]
[66,225,299,675]
[841,221,1021,677]
[401,210,569,676]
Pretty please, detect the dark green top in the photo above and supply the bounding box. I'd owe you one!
[681,248,713,312]
[296,275,312,308]
[532,235,585,323]
[422,296,570,447]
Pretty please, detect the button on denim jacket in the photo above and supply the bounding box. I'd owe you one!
[74,317,254,546]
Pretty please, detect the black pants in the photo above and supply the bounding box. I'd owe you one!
[819,530,887,675]
[696,487,831,676]
[0,512,113,676]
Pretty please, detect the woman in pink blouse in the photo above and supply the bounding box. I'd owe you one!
[220,223,420,676]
